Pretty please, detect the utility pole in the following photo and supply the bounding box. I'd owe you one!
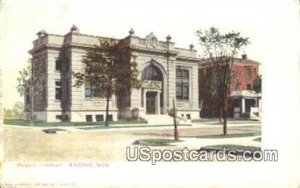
[166,35,171,108]
[173,98,179,141]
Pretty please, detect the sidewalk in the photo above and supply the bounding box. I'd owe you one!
[3,119,261,132]
[173,136,261,149]
[64,121,260,133]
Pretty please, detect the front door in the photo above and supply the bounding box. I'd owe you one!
[146,92,156,114]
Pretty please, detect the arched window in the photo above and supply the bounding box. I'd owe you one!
[142,65,163,81]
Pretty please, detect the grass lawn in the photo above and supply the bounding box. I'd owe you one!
[202,144,261,151]
[4,118,147,127]
[134,138,183,146]
[79,124,191,130]
[254,137,261,142]
[191,119,260,124]
[184,132,261,139]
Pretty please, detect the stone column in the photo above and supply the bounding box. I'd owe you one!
[241,98,246,113]
[157,92,160,115]
[143,89,147,109]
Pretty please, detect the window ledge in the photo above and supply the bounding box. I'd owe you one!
[84,97,112,101]
[176,99,190,102]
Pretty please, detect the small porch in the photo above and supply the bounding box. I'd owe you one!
[231,90,261,120]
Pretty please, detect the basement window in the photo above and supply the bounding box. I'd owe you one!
[86,115,93,122]
[96,115,104,122]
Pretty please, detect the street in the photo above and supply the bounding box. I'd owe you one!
[3,121,260,161]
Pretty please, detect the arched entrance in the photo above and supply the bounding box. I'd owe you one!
[141,62,165,114]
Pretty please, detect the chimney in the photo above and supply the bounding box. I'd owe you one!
[242,54,247,60]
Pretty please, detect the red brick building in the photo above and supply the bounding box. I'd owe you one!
[199,55,261,119]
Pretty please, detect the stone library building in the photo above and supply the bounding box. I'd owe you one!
[27,26,200,123]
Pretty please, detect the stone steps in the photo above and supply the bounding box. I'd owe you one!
[143,114,174,125]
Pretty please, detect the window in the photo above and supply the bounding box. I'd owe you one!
[176,69,189,100]
[85,80,92,97]
[247,84,252,90]
[96,115,104,122]
[142,65,163,81]
[55,81,62,100]
[85,80,105,98]
[56,115,63,120]
[55,59,62,71]
[107,114,113,121]
[234,82,241,90]
[246,67,252,78]
[86,115,93,122]
[186,114,191,120]
[56,115,68,121]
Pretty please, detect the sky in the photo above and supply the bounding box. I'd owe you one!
[0,0,299,109]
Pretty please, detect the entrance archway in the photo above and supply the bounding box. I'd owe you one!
[141,62,166,114]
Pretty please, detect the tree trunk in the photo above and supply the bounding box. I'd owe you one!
[30,87,34,126]
[173,99,179,141]
[223,113,227,135]
[105,92,110,127]
[222,100,227,135]
[219,107,222,122]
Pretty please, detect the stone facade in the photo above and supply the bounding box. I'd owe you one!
[27,26,200,122]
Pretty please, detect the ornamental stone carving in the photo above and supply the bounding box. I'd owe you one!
[145,32,158,49]
[142,80,162,89]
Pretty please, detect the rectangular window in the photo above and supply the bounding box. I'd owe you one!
[234,82,241,90]
[93,86,104,97]
[176,69,189,100]
[246,67,252,78]
[107,114,113,121]
[55,81,62,100]
[85,80,106,98]
[86,115,93,122]
[247,84,252,90]
[96,115,104,122]
[55,59,62,71]
[56,115,63,120]
[85,80,92,97]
